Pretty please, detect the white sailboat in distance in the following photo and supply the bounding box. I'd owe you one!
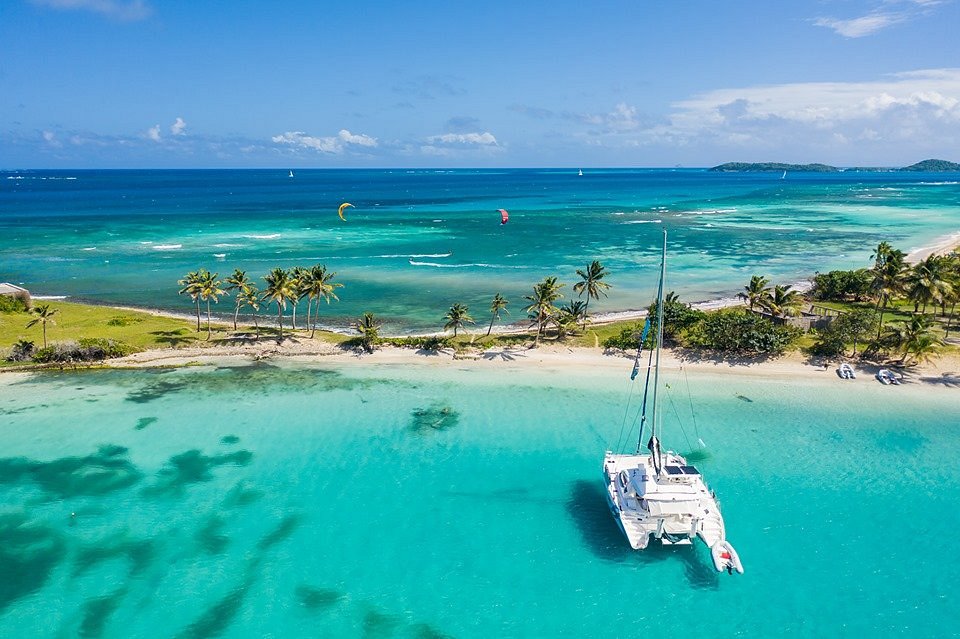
[289,170,295,178]
[602,228,743,574]
[578,168,584,176]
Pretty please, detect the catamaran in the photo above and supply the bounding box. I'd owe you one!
[602,229,743,574]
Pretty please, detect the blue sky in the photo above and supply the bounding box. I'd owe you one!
[2,0,959,168]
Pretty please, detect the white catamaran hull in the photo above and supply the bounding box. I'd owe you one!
[603,451,725,551]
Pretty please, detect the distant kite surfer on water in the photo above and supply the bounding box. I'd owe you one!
[338,202,354,221]
[498,208,509,225]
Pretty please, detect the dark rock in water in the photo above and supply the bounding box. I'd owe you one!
[196,515,230,555]
[410,404,460,433]
[222,481,263,509]
[79,588,126,638]
[143,449,253,497]
[0,445,142,500]
[126,378,190,403]
[220,435,240,445]
[257,514,303,551]
[135,417,158,431]
[410,622,455,639]
[362,608,399,638]
[73,533,155,578]
[0,512,66,613]
[295,585,344,611]
[736,394,753,403]
[177,583,250,639]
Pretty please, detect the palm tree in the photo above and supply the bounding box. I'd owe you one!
[196,271,225,340]
[894,314,944,365]
[738,275,771,311]
[555,300,587,338]
[236,284,262,339]
[486,293,509,336]
[290,266,310,330]
[355,312,381,352]
[262,268,295,340]
[524,276,564,344]
[944,252,960,337]
[225,269,251,331]
[764,284,803,318]
[574,261,611,329]
[870,243,907,337]
[26,304,58,348]
[178,269,205,331]
[905,255,953,315]
[443,303,474,337]
[305,265,343,338]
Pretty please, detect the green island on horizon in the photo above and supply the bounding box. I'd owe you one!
[709,158,960,173]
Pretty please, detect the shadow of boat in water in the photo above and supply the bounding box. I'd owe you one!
[566,479,719,589]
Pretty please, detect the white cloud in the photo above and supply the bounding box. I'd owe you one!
[271,129,378,154]
[813,0,948,38]
[147,124,161,142]
[425,132,498,146]
[31,0,152,21]
[42,130,62,147]
[337,129,377,147]
[170,117,186,136]
[813,13,903,38]
[646,68,960,155]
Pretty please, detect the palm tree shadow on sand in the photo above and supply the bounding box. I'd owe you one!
[149,329,197,348]
[566,479,719,589]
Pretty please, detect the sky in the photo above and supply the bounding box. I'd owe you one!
[2,0,959,168]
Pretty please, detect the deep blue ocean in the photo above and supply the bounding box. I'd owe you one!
[3,168,959,332]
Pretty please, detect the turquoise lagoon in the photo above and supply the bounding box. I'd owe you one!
[1,360,959,637]
[2,169,959,332]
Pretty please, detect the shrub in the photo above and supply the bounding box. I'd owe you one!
[648,299,706,343]
[5,339,35,362]
[0,295,29,313]
[30,338,135,363]
[107,315,143,326]
[602,323,646,351]
[688,308,801,356]
[386,335,451,350]
[811,269,872,302]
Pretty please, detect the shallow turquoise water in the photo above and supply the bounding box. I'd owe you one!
[2,169,959,332]
[1,361,959,637]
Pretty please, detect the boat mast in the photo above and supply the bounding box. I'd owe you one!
[650,228,667,442]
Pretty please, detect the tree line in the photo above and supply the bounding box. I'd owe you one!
[174,260,613,349]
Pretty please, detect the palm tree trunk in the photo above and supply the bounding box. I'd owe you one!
[292,303,298,331]
[581,297,590,330]
[305,298,313,335]
[206,299,212,340]
[233,301,240,331]
[877,301,886,339]
[947,301,957,338]
[195,299,201,332]
[277,304,284,340]
[487,313,495,336]
[254,314,260,340]
[42,323,47,349]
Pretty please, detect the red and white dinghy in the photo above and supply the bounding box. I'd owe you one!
[711,540,744,574]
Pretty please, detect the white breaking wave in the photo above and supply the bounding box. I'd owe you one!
[621,219,662,224]
[82,247,97,251]
[244,233,281,239]
[153,244,182,250]
[213,243,242,248]
[213,253,227,258]
[378,253,452,258]
[918,181,959,186]
[408,259,528,269]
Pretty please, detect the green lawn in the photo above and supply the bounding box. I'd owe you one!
[0,301,353,367]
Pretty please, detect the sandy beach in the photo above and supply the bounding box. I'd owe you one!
[100,337,960,391]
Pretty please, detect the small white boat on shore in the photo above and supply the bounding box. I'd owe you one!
[837,363,856,379]
[876,369,901,385]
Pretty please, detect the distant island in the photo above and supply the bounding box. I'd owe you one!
[710,158,960,172]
